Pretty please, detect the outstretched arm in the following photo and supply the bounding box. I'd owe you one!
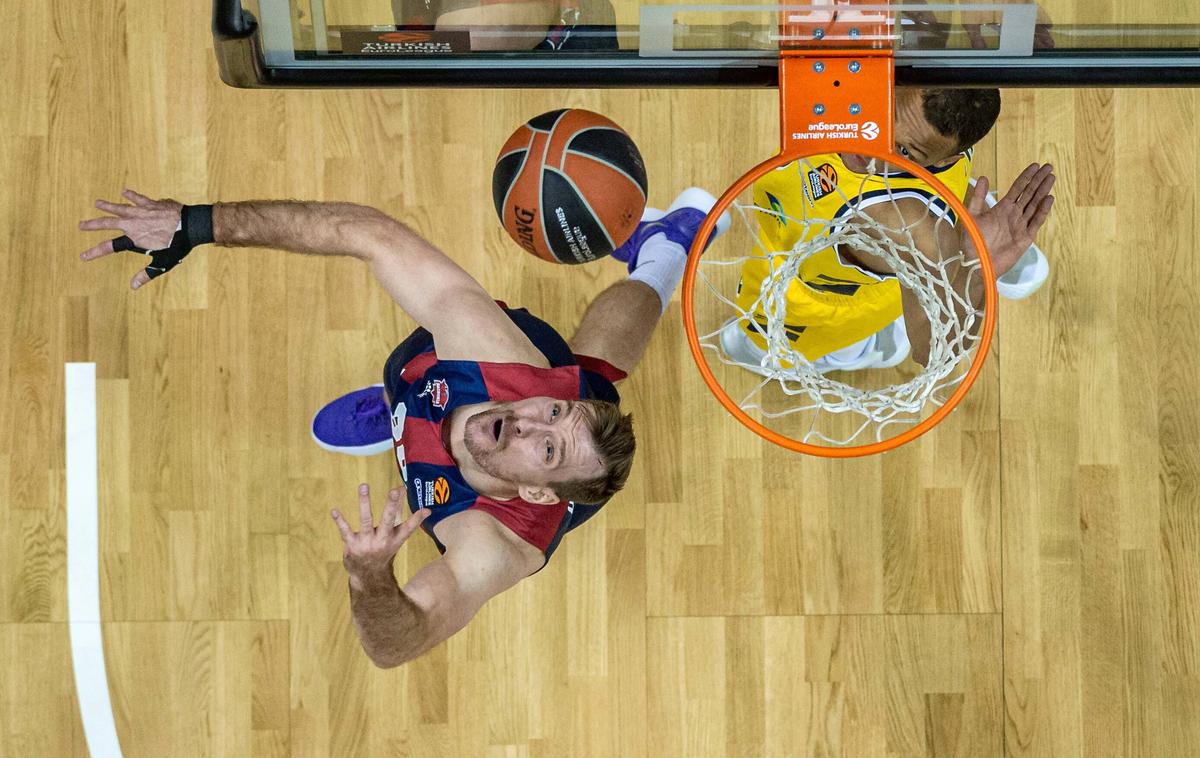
[332,485,537,668]
[78,190,548,365]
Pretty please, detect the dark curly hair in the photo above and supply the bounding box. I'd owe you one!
[921,89,1001,152]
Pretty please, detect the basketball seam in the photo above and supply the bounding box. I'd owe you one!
[537,112,569,259]
[496,148,526,162]
[563,126,640,177]
[563,149,648,203]
[499,130,536,254]
[544,166,616,260]
[527,109,569,134]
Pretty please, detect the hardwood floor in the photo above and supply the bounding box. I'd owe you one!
[1,0,1197,755]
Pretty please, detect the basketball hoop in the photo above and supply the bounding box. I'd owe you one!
[681,2,997,457]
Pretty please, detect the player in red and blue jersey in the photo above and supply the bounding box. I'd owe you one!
[367,304,631,563]
[79,186,726,667]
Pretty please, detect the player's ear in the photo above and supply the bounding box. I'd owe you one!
[518,483,560,505]
[931,151,965,168]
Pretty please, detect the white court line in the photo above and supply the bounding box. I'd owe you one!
[66,363,124,758]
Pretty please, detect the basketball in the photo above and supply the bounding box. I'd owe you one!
[492,109,648,264]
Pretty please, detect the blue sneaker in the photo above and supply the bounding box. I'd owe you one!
[311,384,393,456]
[611,187,731,271]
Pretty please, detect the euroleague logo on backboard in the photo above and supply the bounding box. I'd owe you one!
[792,120,880,142]
[418,378,450,410]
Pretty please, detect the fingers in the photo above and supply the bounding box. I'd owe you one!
[357,482,374,531]
[1003,163,1042,203]
[331,509,353,541]
[1021,167,1056,222]
[122,189,155,208]
[380,487,404,528]
[966,176,990,215]
[78,216,126,231]
[1027,195,1055,235]
[93,198,137,217]
[395,508,431,544]
[131,269,153,290]
[79,238,116,261]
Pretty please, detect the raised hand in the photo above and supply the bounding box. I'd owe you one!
[332,483,430,588]
[963,163,1055,278]
[78,189,200,289]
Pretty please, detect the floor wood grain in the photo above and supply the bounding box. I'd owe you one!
[1,0,1198,756]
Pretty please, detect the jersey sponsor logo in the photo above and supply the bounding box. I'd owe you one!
[412,477,448,509]
[803,163,838,202]
[418,378,450,410]
[765,191,787,226]
[432,476,451,505]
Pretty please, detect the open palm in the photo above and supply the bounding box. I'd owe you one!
[963,163,1056,277]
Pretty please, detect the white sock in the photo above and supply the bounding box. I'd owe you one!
[628,233,687,314]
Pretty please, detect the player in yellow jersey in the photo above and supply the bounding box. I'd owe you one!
[722,89,1056,371]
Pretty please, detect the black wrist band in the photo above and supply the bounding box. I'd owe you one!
[182,204,215,246]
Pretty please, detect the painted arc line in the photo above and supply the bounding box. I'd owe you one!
[66,363,125,758]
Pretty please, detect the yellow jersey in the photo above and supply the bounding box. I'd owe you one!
[734,150,973,360]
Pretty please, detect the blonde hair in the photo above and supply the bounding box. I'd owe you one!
[550,399,635,504]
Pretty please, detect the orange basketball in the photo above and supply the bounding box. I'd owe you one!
[492,109,648,264]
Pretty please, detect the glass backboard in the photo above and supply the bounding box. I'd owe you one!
[214,0,1200,86]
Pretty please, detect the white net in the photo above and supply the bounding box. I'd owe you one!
[692,154,992,450]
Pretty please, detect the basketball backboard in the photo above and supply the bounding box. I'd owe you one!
[215,0,1200,87]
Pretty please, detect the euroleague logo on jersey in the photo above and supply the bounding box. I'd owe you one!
[418,378,450,410]
[414,476,452,507]
[804,163,839,201]
[432,477,451,505]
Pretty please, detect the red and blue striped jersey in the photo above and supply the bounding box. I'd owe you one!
[389,350,595,559]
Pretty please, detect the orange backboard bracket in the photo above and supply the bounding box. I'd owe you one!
[777,1,894,158]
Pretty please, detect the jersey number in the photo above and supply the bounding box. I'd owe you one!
[391,401,408,482]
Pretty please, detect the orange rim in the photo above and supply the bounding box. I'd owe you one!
[681,144,997,458]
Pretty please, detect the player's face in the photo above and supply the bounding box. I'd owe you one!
[462,397,604,491]
[891,88,963,167]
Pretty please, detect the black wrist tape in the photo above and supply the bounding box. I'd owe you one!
[182,204,215,246]
[112,203,214,280]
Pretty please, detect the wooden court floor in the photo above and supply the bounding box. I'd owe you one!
[2,1,1199,756]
